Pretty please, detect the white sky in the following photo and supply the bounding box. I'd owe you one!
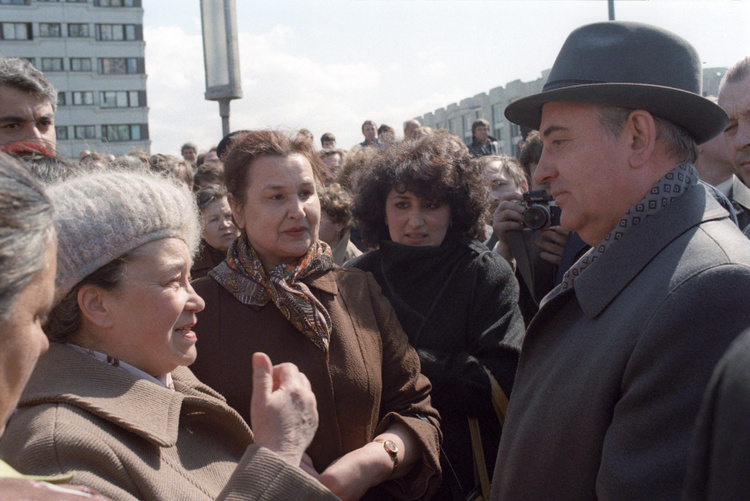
[141,0,750,155]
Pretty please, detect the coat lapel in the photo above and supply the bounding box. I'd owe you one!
[539,184,729,321]
[20,344,184,447]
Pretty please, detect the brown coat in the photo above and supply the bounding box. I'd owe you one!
[0,344,336,501]
[191,267,442,500]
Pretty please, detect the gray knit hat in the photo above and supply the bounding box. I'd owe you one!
[47,170,201,301]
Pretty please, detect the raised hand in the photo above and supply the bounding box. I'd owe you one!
[250,352,319,467]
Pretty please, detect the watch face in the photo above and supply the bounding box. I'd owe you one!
[383,440,398,454]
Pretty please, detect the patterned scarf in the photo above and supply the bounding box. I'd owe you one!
[210,237,335,357]
[561,162,698,291]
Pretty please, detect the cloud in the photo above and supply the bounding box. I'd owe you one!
[145,22,463,153]
[146,24,390,153]
[144,26,218,153]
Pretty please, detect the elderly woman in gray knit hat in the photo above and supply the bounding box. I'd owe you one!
[0,169,337,501]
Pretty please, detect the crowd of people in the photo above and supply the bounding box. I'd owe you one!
[1,19,750,501]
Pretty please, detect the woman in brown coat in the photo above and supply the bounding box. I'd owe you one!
[190,130,442,501]
[0,169,337,501]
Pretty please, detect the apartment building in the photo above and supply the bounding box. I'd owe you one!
[0,0,150,156]
[414,66,727,157]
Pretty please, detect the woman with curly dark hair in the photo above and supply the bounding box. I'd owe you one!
[347,131,525,500]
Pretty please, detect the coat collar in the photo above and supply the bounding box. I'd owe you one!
[543,184,730,318]
[18,344,226,448]
[731,175,750,210]
[304,268,340,295]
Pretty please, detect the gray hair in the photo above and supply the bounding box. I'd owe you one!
[719,56,750,93]
[594,105,698,164]
[0,56,58,111]
[0,153,55,321]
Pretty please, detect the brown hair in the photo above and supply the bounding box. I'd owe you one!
[478,155,527,191]
[319,183,354,233]
[149,154,193,188]
[222,130,325,207]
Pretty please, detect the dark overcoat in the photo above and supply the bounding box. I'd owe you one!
[492,183,750,500]
[683,326,750,500]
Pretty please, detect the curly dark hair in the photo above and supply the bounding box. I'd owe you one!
[352,131,488,248]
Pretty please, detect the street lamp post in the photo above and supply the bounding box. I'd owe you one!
[200,0,242,138]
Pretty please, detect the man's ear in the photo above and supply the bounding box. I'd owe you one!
[77,285,114,329]
[228,194,245,231]
[626,110,658,169]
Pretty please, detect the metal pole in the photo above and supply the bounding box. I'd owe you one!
[219,99,230,138]
[608,0,615,20]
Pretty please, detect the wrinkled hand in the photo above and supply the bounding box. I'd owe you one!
[534,226,569,265]
[250,352,319,467]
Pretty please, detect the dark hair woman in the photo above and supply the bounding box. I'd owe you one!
[189,130,442,500]
[347,132,525,500]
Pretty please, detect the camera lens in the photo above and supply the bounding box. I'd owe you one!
[524,206,550,230]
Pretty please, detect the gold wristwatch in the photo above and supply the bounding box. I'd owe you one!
[374,438,399,475]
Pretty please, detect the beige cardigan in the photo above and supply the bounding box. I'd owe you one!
[0,343,336,501]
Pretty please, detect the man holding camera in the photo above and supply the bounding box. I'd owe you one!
[490,22,750,500]
[489,163,571,324]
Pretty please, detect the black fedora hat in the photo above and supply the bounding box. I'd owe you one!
[504,21,728,144]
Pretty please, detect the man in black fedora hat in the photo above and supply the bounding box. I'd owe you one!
[490,22,750,500]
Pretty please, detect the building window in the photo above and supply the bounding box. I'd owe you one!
[98,57,144,75]
[41,58,64,72]
[70,58,92,72]
[493,127,503,141]
[66,0,89,2]
[55,126,68,140]
[68,23,90,37]
[71,92,94,106]
[0,0,30,4]
[492,104,504,124]
[100,90,145,108]
[95,24,141,41]
[39,23,62,37]
[102,123,148,142]
[94,0,141,6]
[448,119,455,134]
[57,92,66,106]
[1,23,32,40]
[463,115,472,134]
[75,126,96,139]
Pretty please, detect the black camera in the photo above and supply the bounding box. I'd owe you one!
[515,190,562,230]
